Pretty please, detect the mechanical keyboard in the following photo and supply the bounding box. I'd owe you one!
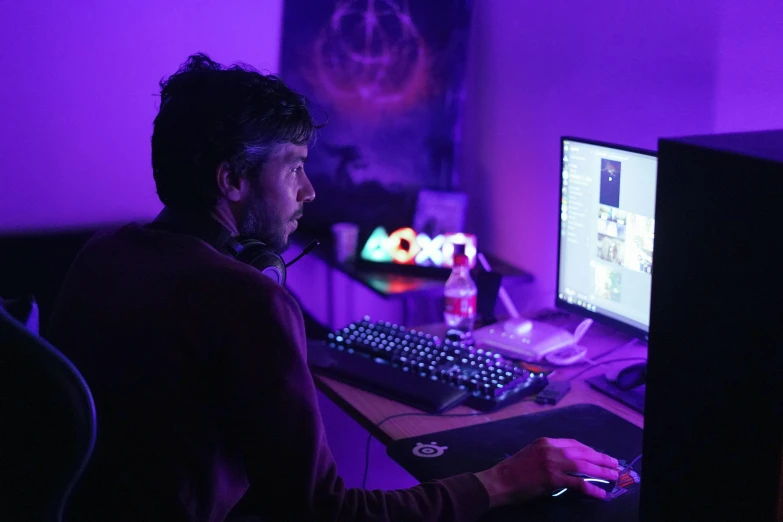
[307,317,549,413]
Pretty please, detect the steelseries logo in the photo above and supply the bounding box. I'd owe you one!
[412,442,448,458]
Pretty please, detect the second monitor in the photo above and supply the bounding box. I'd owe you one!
[470,137,656,372]
[557,137,657,341]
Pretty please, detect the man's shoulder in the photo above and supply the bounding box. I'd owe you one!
[206,260,305,354]
[79,223,132,249]
[75,222,158,258]
[220,263,300,314]
[187,243,299,315]
[76,221,300,310]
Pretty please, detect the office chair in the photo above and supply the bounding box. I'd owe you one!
[0,305,97,522]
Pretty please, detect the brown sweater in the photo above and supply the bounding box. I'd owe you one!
[48,223,490,522]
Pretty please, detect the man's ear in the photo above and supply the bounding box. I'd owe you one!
[216,162,247,203]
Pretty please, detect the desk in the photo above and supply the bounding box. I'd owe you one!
[314,315,646,446]
[290,235,534,327]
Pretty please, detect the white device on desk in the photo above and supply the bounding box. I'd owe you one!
[472,317,593,363]
[474,252,592,363]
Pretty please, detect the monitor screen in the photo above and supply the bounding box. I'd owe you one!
[557,137,657,340]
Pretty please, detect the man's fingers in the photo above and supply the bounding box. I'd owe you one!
[562,446,619,468]
[539,437,581,449]
[566,461,620,482]
[542,438,617,464]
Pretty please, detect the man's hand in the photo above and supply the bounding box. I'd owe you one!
[474,437,619,508]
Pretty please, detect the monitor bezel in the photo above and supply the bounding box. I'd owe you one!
[556,136,657,342]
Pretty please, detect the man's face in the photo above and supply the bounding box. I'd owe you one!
[237,143,315,252]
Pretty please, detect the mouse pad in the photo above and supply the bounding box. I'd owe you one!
[386,404,643,522]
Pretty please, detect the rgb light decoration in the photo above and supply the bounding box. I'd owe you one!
[360,226,477,268]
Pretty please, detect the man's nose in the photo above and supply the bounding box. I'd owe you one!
[299,173,316,202]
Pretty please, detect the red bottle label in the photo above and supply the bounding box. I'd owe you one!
[445,295,476,317]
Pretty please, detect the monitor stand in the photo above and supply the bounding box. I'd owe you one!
[585,374,645,414]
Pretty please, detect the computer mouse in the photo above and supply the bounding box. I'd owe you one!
[606,362,647,391]
[551,473,616,499]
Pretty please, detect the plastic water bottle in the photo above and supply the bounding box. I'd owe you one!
[443,252,477,333]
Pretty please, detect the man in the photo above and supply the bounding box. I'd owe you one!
[48,54,618,522]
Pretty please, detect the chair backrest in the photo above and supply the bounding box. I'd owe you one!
[0,305,97,522]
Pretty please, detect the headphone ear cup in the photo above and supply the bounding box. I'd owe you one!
[234,240,287,286]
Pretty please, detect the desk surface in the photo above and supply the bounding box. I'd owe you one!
[314,315,646,446]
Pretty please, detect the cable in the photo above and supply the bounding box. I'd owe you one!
[361,400,536,489]
[540,338,641,374]
[628,453,642,469]
[565,357,648,384]
[582,338,640,367]
[593,338,643,362]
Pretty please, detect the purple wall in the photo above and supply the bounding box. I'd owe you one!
[457,0,783,311]
[715,1,783,132]
[1,0,782,296]
[1,0,781,496]
[461,0,716,311]
[0,0,283,232]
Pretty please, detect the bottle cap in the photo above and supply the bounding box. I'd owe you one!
[453,253,469,267]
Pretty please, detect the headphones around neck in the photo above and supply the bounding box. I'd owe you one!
[147,207,287,285]
[224,236,287,285]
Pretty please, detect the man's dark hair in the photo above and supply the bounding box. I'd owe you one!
[151,53,321,210]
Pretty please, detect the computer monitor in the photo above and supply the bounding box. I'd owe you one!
[556,137,657,341]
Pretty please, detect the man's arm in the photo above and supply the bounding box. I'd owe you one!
[220,283,490,522]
